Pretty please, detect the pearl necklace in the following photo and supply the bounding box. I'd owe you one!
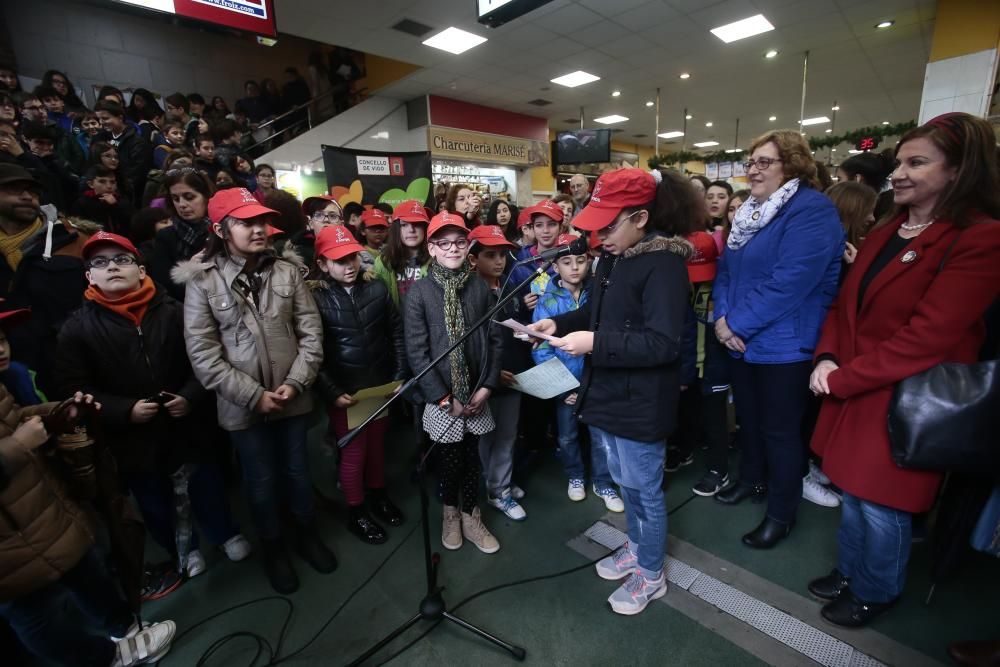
[900,218,935,231]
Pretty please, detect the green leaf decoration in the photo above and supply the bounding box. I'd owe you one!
[378,178,431,207]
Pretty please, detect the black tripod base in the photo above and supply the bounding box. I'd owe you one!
[346,589,526,665]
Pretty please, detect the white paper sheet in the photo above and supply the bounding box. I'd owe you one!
[511,358,580,399]
[496,318,559,342]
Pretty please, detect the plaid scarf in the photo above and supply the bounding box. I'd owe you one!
[173,216,208,260]
[429,259,472,403]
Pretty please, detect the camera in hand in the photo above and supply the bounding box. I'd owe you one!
[147,392,171,406]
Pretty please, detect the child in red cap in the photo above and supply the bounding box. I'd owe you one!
[371,200,431,306]
[404,212,503,554]
[358,207,389,271]
[530,168,698,615]
[311,224,407,545]
[174,188,333,594]
[55,230,250,587]
[467,225,530,521]
[509,200,566,311]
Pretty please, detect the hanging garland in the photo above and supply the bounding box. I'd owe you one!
[648,120,917,170]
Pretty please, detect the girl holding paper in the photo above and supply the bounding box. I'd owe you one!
[312,224,408,545]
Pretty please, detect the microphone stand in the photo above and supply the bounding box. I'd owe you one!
[342,259,554,666]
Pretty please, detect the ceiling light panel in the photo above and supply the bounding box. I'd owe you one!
[657,131,684,139]
[423,27,488,54]
[594,114,629,124]
[710,14,775,43]
[693,141,719,148]
[800,116,831,125]
[551,70,601,87]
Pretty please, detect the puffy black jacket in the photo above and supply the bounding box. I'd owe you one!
[313,275,406,400]
[53,286,212,473]
[147,216,209,301]
[553,234,691,442]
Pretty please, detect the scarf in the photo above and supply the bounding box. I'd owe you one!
[728,178,800,250]
[430,259,472,403]
[173,216,209,260]
[0,218,43,271]
[85,275,157,327]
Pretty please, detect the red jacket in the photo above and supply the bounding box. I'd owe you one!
[811,215,1000,513]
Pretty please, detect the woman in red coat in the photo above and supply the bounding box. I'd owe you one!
[808,112,1000,627]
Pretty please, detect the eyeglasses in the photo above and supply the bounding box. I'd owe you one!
[311,212,343,223]
[743,157,783,171]
[22,104,44,112]
[429,238,469,251]
[88,254,137,269]
[602,210,641,235]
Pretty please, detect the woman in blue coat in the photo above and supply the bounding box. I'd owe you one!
[712,130,844,548]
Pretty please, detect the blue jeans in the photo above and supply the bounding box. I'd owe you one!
[127,463,240,556]
[590,426,667,578]
[229,414,314,540]
[837,492,912,603]
[0,548,131,666]
[556,397,612,490]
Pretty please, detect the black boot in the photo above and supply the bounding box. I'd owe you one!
[261,539,299,594]
[368,488,404,526]
[742,516,793,549]
[348,506,388,545]
[821,588,896,627]
[296,524,338,573]
[808,568,850,600]
[715,480,767,505]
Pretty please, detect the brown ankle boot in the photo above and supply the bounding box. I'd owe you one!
[461,506,500,554]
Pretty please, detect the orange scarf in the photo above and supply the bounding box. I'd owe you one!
[85,275,156,327]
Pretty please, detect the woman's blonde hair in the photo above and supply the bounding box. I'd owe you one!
[826,181,876,247]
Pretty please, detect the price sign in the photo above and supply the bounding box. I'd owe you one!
[855,136,880,151]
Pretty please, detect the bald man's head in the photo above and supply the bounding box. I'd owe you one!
[569,174,590,204]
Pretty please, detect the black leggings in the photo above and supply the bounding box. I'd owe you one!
[438,435,481,514]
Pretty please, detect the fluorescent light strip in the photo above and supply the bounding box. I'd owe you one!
[658,131,684,139]
[594,114,628,124]
[800,116,831,126]
[693,141,719,148]
[422,27,487,54]
[710,14,775,43]
[551,70,600,87]
[725,149,742,153]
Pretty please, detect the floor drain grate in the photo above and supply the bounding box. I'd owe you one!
[581,522,886,667]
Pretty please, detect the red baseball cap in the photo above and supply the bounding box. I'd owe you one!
[209,188,277,225]
[554,233,588,254]
[468,224,516,249]
[266,224,285,238]
[315,224,365,261]
[360,208,389,227]
[516,208,532,228]
[588,231,601,250]
[0,298,30,328]
[82,231,139,259]
[427,211,468,239]
[685,231,719,283]
[301,194,339,215]
[525,199,564,224]
[573,168,657,231]
[393,199,430,224]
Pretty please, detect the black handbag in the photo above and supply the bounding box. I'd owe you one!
[887,229,1000,476]
[887,359,1000,476]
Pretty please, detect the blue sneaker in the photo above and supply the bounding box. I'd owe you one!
[593,485,624,512]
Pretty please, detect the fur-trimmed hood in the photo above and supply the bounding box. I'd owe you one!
[622,234,693,261]
[170,243,306,286]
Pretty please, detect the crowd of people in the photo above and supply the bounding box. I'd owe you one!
[0,55,998,666]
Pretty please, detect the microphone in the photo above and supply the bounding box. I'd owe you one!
[514,236,590,265]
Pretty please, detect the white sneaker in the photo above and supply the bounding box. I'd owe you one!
[595,542,638,580]
[608,572,668,615]
[567,479,586,502]
[488,489,527,521]
[111,619,176,666]
[222,534,252,561]
[809,460,831,486]
[509,484,525,500]
[110,619,148,642]
[593,485,625,513]
[186,550,206,578]
[802,474,840,508]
